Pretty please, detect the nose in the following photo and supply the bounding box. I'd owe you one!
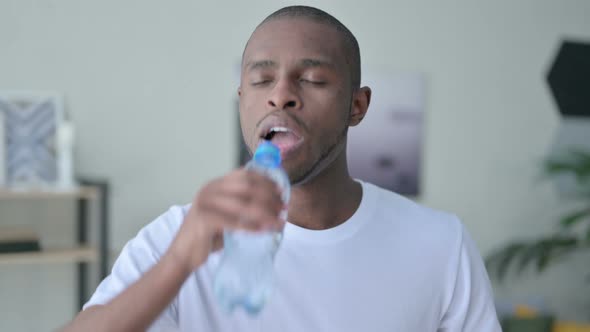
[267,79,301,110]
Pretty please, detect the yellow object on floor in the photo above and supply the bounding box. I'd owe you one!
[554,322,590,332]
[514,305,539,318]
[509,303,590,332]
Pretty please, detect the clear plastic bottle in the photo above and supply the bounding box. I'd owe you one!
[213,141,290,315]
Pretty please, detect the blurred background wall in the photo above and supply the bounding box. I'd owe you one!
[0,0,589,330]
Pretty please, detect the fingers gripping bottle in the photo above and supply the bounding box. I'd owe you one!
[213,141,290,315]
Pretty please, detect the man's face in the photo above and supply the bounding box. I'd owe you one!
[239,18,353,184]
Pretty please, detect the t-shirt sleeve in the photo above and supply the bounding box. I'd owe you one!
[438,223,502,332]
[83,205,187,331]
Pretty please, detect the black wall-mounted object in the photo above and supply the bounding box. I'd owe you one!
[547,40,590,118]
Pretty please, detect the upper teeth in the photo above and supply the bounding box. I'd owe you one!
[270,127,289,133]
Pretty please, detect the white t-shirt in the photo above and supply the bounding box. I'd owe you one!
[85,181,501,331]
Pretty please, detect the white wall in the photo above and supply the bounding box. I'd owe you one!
[1,0,589,330]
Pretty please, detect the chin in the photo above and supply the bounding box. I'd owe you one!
[286,161,323,186]
[282,163,308,186]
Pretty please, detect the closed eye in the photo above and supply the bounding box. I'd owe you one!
[300,79,326,86]
[251,79,272,86]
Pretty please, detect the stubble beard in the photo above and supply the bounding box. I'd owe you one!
[289,116,350,186]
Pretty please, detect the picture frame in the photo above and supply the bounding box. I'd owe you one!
[347,72,425,196]
[0,91,65,188]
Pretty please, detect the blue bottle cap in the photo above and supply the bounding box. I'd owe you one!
[254,141,281,168]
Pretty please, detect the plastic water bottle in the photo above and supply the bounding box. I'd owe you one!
[214,141,290,315]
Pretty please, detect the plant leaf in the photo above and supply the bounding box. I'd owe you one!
[535,239,552,272]
[516,242,546,275]
[535,236,578,272]
[545,149,590,183]
[486,243,526,282]
[559,208,590,228]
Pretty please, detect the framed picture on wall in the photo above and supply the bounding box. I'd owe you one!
[347,72,425,196]
[0,91,64,188]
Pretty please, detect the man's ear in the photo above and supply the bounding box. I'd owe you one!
[349,86,371,126]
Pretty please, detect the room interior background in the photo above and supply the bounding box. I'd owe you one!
[1,0,589,330]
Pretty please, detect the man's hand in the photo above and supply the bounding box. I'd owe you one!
[168,168,285,274]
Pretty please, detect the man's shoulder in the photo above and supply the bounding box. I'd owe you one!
[141,204,191,234]
[363,181,463,242]
[127,204,192,255]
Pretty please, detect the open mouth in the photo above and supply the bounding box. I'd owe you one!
[264,126,290,140]
[261,126,303,155]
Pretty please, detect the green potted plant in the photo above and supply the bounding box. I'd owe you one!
[486,148,590,280]
[486,148,590,331]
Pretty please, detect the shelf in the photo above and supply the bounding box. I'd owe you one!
[0,186,99,200]
[0,247,98,265]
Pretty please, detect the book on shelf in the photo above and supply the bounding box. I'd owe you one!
[0,227,41,253]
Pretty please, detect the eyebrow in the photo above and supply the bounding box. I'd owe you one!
[245,58,335,71]
[299,58,334,69]
[246,60,276,71]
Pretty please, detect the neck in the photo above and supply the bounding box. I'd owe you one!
[286,151,362,230]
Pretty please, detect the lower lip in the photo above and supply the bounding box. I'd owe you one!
[263,137,304,160]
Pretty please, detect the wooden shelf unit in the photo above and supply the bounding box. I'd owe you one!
[0,186,99,200]
[0,179,109,310]
[0,246,98,265]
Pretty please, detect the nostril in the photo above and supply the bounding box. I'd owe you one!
[285,101,296,108]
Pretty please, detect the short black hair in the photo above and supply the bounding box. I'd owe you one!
[255,6,361,89]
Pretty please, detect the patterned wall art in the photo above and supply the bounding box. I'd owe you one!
[0,92,64,187]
